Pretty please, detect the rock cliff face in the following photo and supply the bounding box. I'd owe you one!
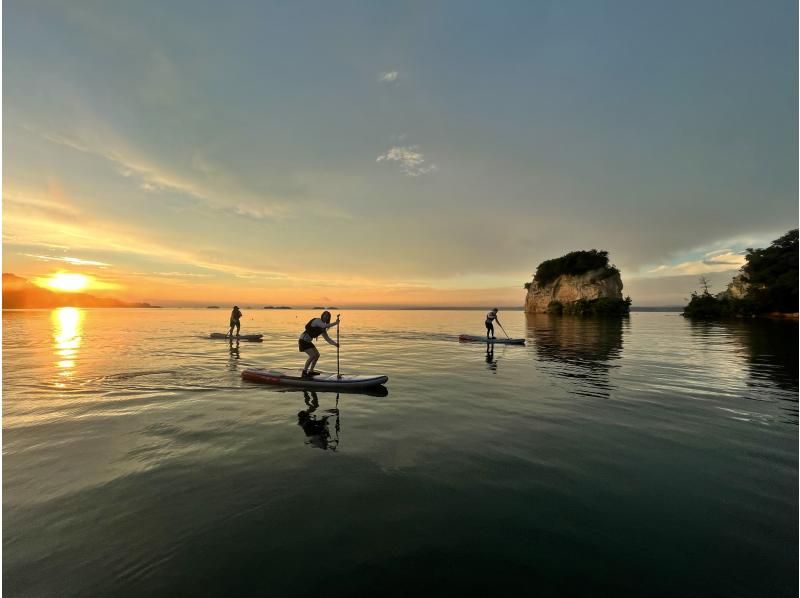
[525,268,624,313]
[716,274,750,301]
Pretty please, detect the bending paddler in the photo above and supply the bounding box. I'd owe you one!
[298,311,340,378]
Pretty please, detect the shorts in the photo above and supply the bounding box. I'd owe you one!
[230,319,240,327]
[299,339,315,352]
[485,321,494,330]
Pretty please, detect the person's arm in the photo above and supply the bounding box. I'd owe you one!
[321,329,339,347]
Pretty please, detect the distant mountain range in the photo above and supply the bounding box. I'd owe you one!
[2,274,156,308]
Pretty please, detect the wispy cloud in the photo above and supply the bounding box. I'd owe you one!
[152,271,214,278]
[32,126,294,220]
[23,254,111,267]
[645,250,746,277]
[4,196,292,282]
[3,191,81,217]
[378,71,399,82]
[376,145,438,177]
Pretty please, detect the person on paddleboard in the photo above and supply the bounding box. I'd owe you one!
[228,306,243,338]
[299,311,339,377]
[485,308,501,339]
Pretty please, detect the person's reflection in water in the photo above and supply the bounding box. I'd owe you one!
[229,338,240,359]
[297,391,340,451]
[485,343,497,373]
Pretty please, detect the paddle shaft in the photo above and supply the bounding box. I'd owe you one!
[336,314,340,378]
[497,321,510,338]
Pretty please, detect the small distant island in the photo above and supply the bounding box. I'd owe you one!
[2,274,156,309]
[207,306,220,309]
[311,306,338,310]
[524,250,631,316]
[683,229,798,319]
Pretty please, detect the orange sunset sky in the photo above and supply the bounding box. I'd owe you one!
[3,2,796,307]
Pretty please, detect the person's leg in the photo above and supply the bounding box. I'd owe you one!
[308,350,321,374]
[228,322,235,337]
[303,347,319,375]
[235,321,241,337]
[303,348,315,374]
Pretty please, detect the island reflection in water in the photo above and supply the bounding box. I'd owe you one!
[526,313,624,399]
[688,318,798,399]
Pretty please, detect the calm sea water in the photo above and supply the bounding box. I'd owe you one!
[3,309,797,597]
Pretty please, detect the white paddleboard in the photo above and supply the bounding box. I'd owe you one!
[242,368,388,389]
[459,334,525,345]
[209,333,263,341]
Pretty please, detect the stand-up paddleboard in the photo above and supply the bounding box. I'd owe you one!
[209,333,263,341]
[242,368,388,390]
[275,385,389,398]
[458,334,525,345]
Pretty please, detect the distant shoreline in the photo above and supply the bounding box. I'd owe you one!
[3,306,687,312]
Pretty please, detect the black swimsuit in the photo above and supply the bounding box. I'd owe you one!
[299,319,325,352]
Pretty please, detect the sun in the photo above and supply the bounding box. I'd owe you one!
[43,272,91,292]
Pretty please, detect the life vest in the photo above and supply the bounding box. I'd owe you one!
[304,318,326,339]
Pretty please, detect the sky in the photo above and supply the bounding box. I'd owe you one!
[3,0,797,306]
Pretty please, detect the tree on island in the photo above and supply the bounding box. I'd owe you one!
[742,229,798,313]
[683,229,798,318]
[533,249,620,286]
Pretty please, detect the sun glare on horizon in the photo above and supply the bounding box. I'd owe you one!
[40,272,91,292]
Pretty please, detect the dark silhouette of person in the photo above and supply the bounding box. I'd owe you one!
[297,391,340,450]
[228,305,243,338]
[486,344,497,372]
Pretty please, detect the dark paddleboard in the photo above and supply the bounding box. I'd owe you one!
[458,334,525,345]
[209,333,263,341]
[242,368,388,390]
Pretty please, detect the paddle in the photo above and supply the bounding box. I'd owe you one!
[336,314,341,378]
[497,321,511,339]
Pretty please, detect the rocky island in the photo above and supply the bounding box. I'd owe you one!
[524,250,631,316]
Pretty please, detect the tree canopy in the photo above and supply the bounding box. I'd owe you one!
[743,229,798,313]
[533,250,618,286]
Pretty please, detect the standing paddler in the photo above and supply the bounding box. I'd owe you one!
[485,308,501,339]
[298,311,340,378]
[228,305,243,338]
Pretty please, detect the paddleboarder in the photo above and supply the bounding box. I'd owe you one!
[299,311,340,378]
[228,305,243,338]
[485,308,501,339]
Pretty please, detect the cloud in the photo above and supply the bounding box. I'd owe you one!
[23,254,111,267]
[376,145,438,177]
[378,71,399,82]
[645,250,746,277]
[4,194,292,282]
[152,271,214,278]
[33,126,295,220]
[3,191,80,217]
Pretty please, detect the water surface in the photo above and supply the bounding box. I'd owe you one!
[3,309,797,596]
